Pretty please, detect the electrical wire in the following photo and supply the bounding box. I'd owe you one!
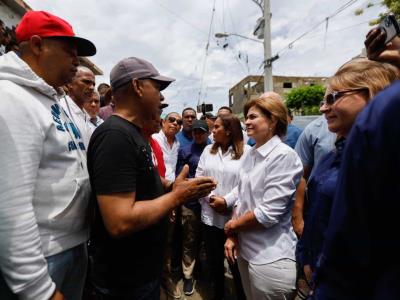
[275,0,360,55]
[151,0,209,36]
[198,0,217,105]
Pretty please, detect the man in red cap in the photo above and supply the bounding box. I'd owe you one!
[0,11,96,300]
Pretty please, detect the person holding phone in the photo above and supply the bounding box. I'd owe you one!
[365,14,400,68]
[223,96,303,300]
[296,58,399,299]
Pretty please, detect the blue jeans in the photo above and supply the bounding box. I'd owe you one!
[46,243,88,300]
[94,277,160,300]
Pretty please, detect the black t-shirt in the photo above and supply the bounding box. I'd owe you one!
[87,115,167,290]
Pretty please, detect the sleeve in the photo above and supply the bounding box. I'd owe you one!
[297,213,312,268]
[224,186,239,208]
[294,126,314,168]
[195,149,207,178]
[90,129,138,194]
[0,90,55,299]
[195,148,209,203]
[253,151,303,228]
[175,147,186,177]
[150,138,166,178]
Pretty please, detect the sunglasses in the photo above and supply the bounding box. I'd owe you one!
[320,88,368,107]
[168,116,183,125]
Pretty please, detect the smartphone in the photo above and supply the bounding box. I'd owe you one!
[378,14,400,45]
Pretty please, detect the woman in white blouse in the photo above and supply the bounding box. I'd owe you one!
[196,115,250,300]
[223,97,303,300]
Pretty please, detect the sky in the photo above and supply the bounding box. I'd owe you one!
[25,0,387,114]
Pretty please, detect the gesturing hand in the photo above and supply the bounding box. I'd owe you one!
[173,165,217,205]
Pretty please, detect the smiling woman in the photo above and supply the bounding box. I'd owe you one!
[297,57,400,292]
[223,96,303,299]
[320,58,400,137]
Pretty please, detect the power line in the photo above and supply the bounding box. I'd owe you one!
[275,0,360,55]
[198,0,217,105]
[151,0,209,36]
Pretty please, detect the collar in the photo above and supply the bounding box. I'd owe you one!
[183,129,193,140]
[65,96,86,116]
[160,129,177,144]
[253,135,281,158]
[218,145,233,157]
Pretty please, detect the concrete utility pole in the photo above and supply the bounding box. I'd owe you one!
[263,0,273,92]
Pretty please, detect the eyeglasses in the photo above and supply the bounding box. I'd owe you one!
[320,88,368,107]
[168,116,183,125]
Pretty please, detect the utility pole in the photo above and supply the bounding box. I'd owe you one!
[263,0,273,92]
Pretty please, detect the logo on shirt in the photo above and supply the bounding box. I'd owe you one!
[51,103,85,151]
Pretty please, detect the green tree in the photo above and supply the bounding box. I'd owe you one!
[355,0,400,25]
[285,85,326,114]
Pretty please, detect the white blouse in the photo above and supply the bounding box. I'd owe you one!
[225,135,303,264]
[196,144,251,229]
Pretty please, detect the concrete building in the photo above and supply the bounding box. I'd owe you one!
[229,75,328,114]
[0,0,103,75]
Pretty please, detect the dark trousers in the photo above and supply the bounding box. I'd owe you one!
[202,223,246,300]
[93,277,160,300]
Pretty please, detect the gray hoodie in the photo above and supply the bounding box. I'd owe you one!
[0,52,90,299]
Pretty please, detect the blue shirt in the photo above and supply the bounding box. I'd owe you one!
[297,138,345,271]
[314,81,400,299]
[176,130,193,148]
[176,142,208,209]
[284,123,302,149]
[294,116,336,179]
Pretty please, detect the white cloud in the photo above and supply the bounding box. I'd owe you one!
[25,0,386,113]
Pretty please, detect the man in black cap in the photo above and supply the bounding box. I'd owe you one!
[176,119,211,296]
[87,57,216,299]
[0,10,96,300]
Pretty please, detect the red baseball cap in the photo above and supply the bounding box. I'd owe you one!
[16,11,96,56]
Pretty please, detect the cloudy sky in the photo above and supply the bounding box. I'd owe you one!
[25,0,386,114]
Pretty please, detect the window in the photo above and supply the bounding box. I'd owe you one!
[283,82,292,88]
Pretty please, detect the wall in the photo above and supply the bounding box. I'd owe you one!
[229,75,328,114]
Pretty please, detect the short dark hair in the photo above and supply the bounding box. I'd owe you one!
[182,107,196,116]
[218,106,232,113]
[97,83,110,92]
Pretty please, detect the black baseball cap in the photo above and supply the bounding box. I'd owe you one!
[205,112,217,120]
[191,120,209,132]
[110,57,175,91]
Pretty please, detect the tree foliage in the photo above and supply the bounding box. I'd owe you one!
[285,85,326,113]
[355,0,400,25]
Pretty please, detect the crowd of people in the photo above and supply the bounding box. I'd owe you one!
[1,9,400,300]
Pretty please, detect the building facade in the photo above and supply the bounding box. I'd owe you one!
[229,75,328,114]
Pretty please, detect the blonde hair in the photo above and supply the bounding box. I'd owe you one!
[328,58,400,100]
[243,96,288,138]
